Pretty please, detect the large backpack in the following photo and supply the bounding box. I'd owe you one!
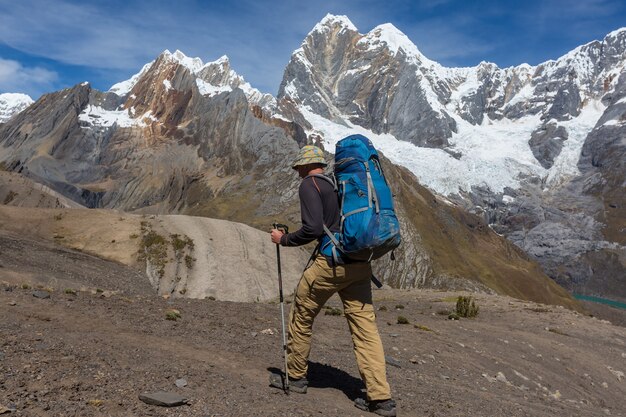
[318,134,401,263]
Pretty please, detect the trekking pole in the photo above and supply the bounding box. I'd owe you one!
[272,222,290,394]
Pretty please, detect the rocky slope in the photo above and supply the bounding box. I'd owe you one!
[276,14,626,301]
[0,205,307,302]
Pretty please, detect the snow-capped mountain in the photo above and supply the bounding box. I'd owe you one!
[276,15,626,299]
[0,47,576,306]
[0,15,623,301]
[0,93,33,123]
[278,14,625,195]
[110,49,275,108]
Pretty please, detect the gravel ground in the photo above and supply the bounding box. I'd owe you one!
[1,282,625,417]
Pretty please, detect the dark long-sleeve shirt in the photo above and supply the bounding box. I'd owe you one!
[280,175,340,247]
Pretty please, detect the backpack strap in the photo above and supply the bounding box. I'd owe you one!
[304,174,343,264]
[305,173,337,191]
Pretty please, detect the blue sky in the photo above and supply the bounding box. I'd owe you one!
[1,0,625,99]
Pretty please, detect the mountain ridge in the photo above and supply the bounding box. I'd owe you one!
[1,15,623,304]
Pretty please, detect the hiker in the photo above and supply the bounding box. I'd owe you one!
[269,145,397,417]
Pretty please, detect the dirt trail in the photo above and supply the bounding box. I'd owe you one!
[1,284,625,417]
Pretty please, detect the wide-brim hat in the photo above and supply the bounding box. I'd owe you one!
[291,145,327,170]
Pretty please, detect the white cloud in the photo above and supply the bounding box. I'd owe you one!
[0,58,58,98]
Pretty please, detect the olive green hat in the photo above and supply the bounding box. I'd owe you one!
[291,145,327,170]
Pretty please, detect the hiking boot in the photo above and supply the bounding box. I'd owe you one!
[354,398,397,416]
[269,372,308,394]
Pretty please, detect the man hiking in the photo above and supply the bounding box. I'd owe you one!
[269,145,397,417]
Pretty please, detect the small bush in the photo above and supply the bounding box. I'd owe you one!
[21,283,31,290]
[184,236,195,250]
[207,296,216,301]
[448,313,460,320]
[436,309,450,316]
[325,307,342,316]
[171,234,186,252]
[455,296,479,318]
[143,230,167,247]
[54,213,63,221]
[414,324,433,332]
[87,399,103,407]
[129,233,139,239]
[140,230,168,278]
[395,304,405,310]
[378,305,388,311]
[184,254,195,269]
[64,288,77,295]
[397,315,409,324]
[96,288,103,293]
[165,309,181,321]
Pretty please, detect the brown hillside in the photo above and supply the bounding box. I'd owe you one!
[382,159,579,310]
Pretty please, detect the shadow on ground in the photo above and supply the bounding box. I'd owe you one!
[268,362,365,400]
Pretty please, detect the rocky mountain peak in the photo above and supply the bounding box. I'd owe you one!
[0,93,34,123]
[162,49,205,73]
[359,22,433,65]
[309,13,357,35]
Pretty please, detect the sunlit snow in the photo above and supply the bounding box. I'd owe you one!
[0,93,34,123]
[299,98,605,196]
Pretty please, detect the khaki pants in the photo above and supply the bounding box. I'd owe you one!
[286,255,391,401]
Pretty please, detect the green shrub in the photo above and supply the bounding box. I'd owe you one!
[165,309,181,321]
[64,288,77,295]
[414,324,433,332]
[325,307,342,316]
[448,313,460,320]
[140,230,168,278]
[171,234,186,252]
[397,315,409,324]
[184,254,195,269]
[455,296,479,318]
[21,283,31,290]
[378,305,388,311]
[395,304,405,310]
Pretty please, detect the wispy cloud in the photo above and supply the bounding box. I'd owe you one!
[0,58,58,98]
[0,0,623,96]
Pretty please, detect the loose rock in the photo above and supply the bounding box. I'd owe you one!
[139,391,188,407]
[175,378,188,388]
[32,290,50,299]
[385,355,401,368]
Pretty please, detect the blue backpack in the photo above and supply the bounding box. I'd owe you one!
[318,134,401,263]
